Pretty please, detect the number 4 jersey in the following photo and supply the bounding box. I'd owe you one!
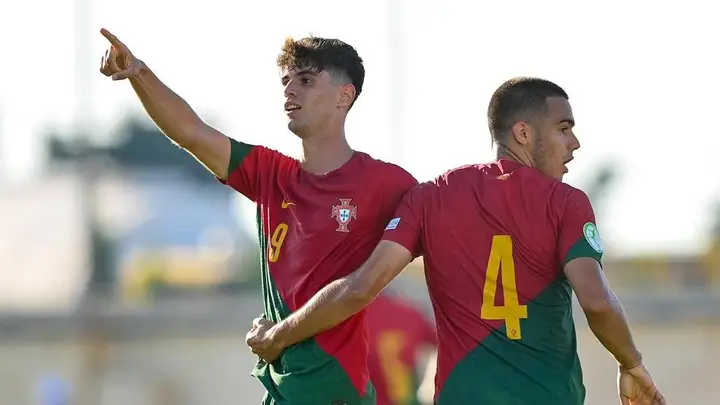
[382,159,603,405]
[223,139,417,405]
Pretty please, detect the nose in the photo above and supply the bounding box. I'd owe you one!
[284,82,297,98]
[569,131,581,151]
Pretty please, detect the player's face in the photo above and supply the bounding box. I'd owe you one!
[532,97,580,181]
[281,67,348,139]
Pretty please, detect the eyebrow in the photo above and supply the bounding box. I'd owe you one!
[281,69,319,83]
[558,118,575,127]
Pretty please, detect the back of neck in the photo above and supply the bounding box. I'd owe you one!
[496,145,531,168]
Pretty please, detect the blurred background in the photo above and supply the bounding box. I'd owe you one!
[1,0,719,404]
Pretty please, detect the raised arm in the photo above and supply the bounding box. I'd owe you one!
[99,28,232,180]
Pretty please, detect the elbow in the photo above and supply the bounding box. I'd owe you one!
[579,293,616,315]
[343,282,378,313]
[582,300,613,315]
[173,120,208,150]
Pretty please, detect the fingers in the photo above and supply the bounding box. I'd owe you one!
[99,48,130,79]
[652,390,666,405]
[100,28,126,49]
[111,69,135,81]
[253,317,274,328]
[99,56,112,76]
[619,394,630,405]
[106,51,121,73]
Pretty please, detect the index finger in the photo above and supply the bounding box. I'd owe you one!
[100,28,125,48]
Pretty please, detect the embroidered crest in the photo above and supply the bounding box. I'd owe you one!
[331,198,357,232]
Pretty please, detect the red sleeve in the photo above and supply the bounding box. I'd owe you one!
[380,168,418,220]
[381,183,424,257]
[558,188,604,266]
[222,139,285,202]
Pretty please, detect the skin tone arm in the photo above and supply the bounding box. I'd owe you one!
[564,257,642,369]
[264,241,414,350]
[259,236,643,369]
[99,28,232,180]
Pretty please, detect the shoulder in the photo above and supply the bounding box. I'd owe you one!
[436,163,483,182]
[506,164,590,209]
[548,182,592,212]
[357,152,418,190]
[422,163,493,195]
[230,139,298,167]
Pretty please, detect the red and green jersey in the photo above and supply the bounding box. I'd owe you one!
[382,159,603,405]
[223,139,417,405]
[366,292,436,405]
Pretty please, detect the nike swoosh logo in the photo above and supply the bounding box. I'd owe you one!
[281,201,295,209]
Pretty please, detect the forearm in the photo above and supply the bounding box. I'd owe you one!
[270,276,372,349]
[584,292,642,368]
[129,62,206,148]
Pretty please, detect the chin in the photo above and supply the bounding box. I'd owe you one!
[287,121,311,139]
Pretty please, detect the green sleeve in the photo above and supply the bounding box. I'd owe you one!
[564,222,603,266]
[227,138,255,176]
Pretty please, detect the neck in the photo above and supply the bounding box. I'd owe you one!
[301,128,353,175]
[496,143,532,168]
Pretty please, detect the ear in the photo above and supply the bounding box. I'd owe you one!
[338,84,356,109]
[511,121,533,146]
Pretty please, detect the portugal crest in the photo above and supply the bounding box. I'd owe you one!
[331,198,357,232]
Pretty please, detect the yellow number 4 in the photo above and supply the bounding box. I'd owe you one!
[481,235,528,340]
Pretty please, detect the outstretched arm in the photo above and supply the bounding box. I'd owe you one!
[258,240,413,351]
[100,28,232,180]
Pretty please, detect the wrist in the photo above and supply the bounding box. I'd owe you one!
[619,358,643,372]
[268,323,288,350]
[136,59,148,72]
[129,59,151,83]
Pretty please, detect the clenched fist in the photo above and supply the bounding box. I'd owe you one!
[618,364,665,405]
[99,28,144,80]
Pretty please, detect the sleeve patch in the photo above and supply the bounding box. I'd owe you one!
[385,217,401,230]
[582,222,604,254]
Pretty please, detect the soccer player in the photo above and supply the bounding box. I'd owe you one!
[247,78,666,404]
[365,290,437,405]
[99,29,417,405]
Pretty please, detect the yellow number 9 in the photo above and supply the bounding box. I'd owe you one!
[377,330,412,403]
[269,223,288,263]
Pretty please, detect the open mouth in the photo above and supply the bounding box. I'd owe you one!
[284,102,301,114]
[563,157,573,173]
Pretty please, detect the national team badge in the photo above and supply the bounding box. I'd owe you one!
[331,198,357,232]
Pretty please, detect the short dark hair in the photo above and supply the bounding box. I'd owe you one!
[277,36,365,106]
[487,77,568,144]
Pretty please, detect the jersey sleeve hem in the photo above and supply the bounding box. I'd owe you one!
[564,237,603,267]
[382,231,422,258]
[217,138,255,184]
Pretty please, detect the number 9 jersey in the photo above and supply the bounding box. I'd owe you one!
[382,159,603,405]
[223,139,417,405]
